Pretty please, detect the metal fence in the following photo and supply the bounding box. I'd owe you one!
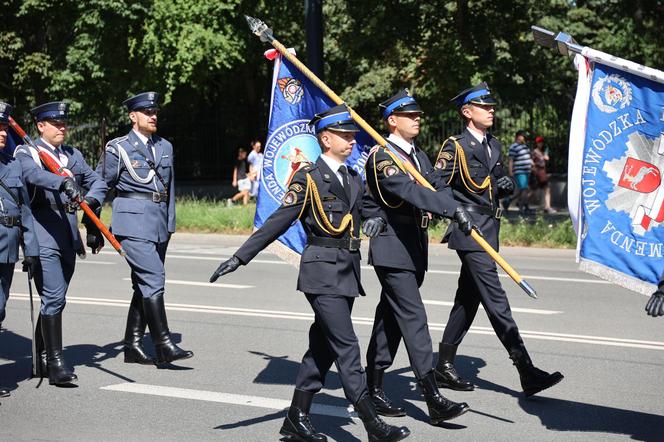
[62,100,571,182]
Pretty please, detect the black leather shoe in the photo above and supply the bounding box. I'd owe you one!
[279,389,327,442]
[355,393,410,442]
[0,387,9,397]
[143,294,193,364]
[124,293,154,364]
[41,313,77,386]
[510,348,564,397]
[367,368,406,417]
[435,343,474,391]
[418,371,469,425]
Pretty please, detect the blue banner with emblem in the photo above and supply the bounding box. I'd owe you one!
[573,61,664,294]
[254,50,370,254]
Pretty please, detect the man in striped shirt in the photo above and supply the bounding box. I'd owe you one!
[507,130,533,214]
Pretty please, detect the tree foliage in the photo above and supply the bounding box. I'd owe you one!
[0,0,661,177]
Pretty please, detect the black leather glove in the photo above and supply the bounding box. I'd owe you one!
[645,289,664,317]
[496,176,515,194]
[453,206,480,236]
[362,217,386,238]
[86,226,104,254]
[60,177,82,202]
[83,196,101,212]
[209,256,242,283]
[22,256,40,277]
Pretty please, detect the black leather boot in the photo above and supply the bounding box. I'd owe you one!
[279,389,327,442]
[124,293,154,364]
[434,343,474,391]
[41,313,77,386]
[0,387,9,397]
[33,314,48,378]
[367,368,406,417]
[143,294,193,364]
[418,371,469,425]
[510,348,564,397]
[355,393,410,442]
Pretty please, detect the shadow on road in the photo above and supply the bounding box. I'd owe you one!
[214,406,361,441]
[518,396,664,441]
[0,329,32,392]
[249,350,342,392]
[454,354,662,441]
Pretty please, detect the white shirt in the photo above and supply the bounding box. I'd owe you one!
[319,153,347,186]
[466,126,491,158]
[40,138,68,166]
[387,133,421,170]
[132,129,156,159]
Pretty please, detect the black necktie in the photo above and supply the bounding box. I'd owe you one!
[146,138,155,162]
[483,138,491,160]
[409,148,420,171]
[338,165,352,201]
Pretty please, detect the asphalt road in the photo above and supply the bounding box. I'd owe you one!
[0,233,662,441]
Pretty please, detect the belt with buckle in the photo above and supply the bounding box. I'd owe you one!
[36,202,78,213]
[461,203,502,219]
[388,211,430,229]
[308,236,361,251]
[118,191,169,203]
[0,215,21,227]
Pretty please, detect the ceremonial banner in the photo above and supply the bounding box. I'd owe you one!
[568,56,664,294]
[254,49,370,257]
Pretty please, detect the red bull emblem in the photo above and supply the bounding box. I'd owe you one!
[618,158,661,193]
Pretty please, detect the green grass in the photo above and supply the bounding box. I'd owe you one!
[95,199,576,247]
[428,217,576,248]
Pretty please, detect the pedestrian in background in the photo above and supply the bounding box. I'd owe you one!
[532,136,556,213]
[247,139,263,199]
[228,147,251,206]
[505,130,533,215]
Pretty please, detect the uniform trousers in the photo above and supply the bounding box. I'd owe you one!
[119,237,169,299]
[0,264,15,323]
[366,266,432,379]
[34,246,76,315]
[442,250,525,353]
[296,293,367,404]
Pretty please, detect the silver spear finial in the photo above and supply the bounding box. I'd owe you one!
[245,15,274,43]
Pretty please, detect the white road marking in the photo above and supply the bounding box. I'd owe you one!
[120,278,252,289]
[422,299,562,315]
[101,383,356,418]
[99,250,607,285]
[13,260,115,274]
[9,294,664,351]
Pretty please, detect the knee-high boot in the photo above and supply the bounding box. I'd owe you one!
[142,294,193,364]
[123,293,153,364]
[33,314,48,378]
[41,312,77,385]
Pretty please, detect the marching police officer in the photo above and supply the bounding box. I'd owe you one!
[430,83,564,397]
[0,102,39,397]
[210,104,410,442]
[645,271,664,317]
[94,92,192,365]
[14,101,107,386]
[362,90,470,425]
